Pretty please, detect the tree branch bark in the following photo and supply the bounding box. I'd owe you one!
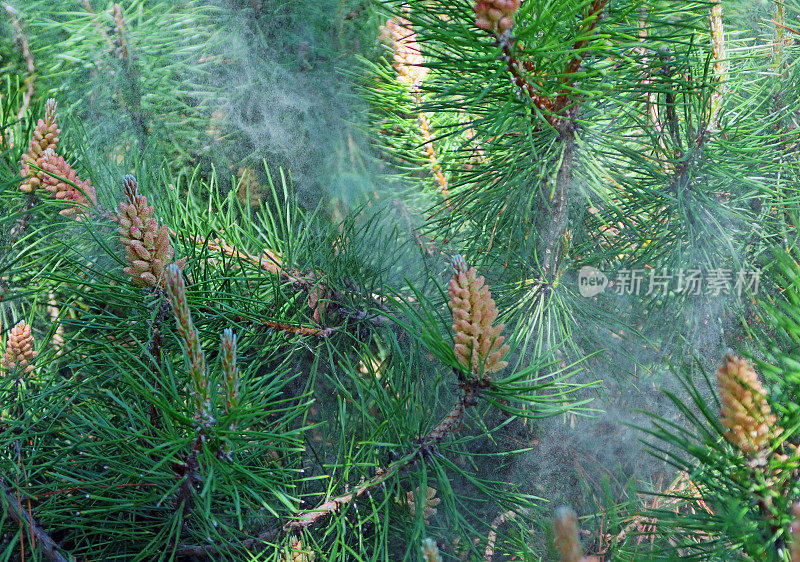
[0,476,70,562]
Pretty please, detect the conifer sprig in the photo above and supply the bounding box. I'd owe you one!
[165,263,210,423]
[0,477,68,562]
[117,174,185,288]
[380,17,449,199]
[6,0,795,557]
[220,328,239,418]
[636,250,800,559]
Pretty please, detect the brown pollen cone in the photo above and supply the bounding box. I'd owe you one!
[2,321,36,375]
[380,17,428,88]
[117,175,185,288]
[406,486,440,523]
[39,149,97,215]
[717,354,780,455]
[20,98,60,194]
[553,506,584,562]
[475,0,521,34]
[448,255,509,379]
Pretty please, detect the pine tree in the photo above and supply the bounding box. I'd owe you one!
[1,0,800,560]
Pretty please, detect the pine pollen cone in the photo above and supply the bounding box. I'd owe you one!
[406,486,440,522]
[448,255,509,378]
[20,98,60,194]
[380,18,428,87]
[117,175,185,288]
[717,354,781,455]
[474,0,520,34]
[552,506,583,562]
[39,149,97,215]
[2,321,36,375]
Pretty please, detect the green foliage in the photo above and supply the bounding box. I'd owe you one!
[628,252,800,560]
[3,0,800,560]
[0,69,585,558]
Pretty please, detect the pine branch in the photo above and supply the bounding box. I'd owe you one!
[382,17,450,200]
[276,383,477,532]
[540,130,575,282]
[174,381,480,557]
[424,382,477,443]
[146,293,170,431]
[538,0,606,281]
[8,192,40,248]
[107,3,148,152]
[0,476,70,562]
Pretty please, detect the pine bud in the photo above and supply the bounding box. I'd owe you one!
[165,264,210,422]
[220,328,240,416]
[380,18,428,87]
[2,321,36,375]
[39,149,97,215]
[553,506,583,562]
[420,538,442,562]
[448,255,509,379]
[279,536,316,562]
[117,175,185,288]
[717,354,780,456]
[20,98,61,194]
[474,0,521,35]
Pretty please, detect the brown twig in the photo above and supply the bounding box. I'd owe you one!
[146,293,170,430]
[611,471,712,552]
[175,381,480,557]
[542,0,606,276]
[500,42,555,126]
[177,232,283,277]
[553,0,607,111]
[280,388,474,533]
[253,318,333,337]
[286,382,477,529]
[0,476,70,562]
[424,385,476,443]
[500,0,606,128]
[497,1,606,281]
